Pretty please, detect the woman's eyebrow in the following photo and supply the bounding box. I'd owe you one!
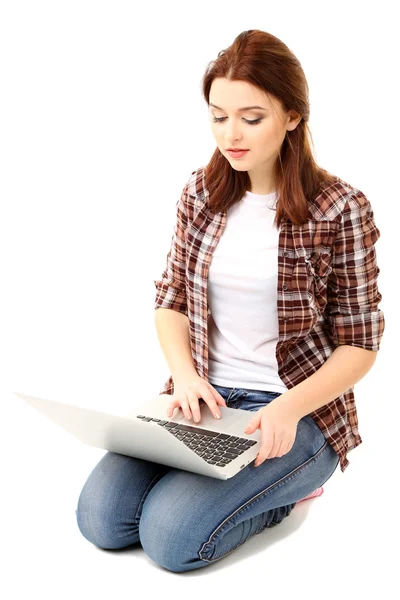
[209,103,268,112]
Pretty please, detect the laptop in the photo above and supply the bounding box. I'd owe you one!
[15,391,261,480]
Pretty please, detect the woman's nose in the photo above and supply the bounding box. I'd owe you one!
[226,129,243,143]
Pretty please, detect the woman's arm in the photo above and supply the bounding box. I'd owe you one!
[274,344,377,421]
[276,188,385,421]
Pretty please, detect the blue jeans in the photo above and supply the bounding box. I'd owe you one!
[75,385,339,572]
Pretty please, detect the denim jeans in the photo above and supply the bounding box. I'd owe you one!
[75,385,340,572]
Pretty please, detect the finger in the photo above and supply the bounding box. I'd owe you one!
[167,399,185,419]
[244,413,260,434]
[209,385,227,406]
[187,392,201,422]
[269,438,283,459]
[266,437,284,460]
[203,389,223,419]
[178,394,192,420]
[166,401,177,418]
[256,430,275,466]
[244,420,257,434]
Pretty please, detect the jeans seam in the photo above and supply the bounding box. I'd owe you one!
[199,441,330,562]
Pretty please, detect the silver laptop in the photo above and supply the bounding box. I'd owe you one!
[15,392,261,480]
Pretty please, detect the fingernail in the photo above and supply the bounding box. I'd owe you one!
[214,412,221,419]
[194,415,199,422]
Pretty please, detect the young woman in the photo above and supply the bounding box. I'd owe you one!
[75,29,385,572]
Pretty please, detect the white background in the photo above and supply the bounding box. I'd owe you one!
[1,0,398,597]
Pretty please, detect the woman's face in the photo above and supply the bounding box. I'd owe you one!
[208,78,301,190]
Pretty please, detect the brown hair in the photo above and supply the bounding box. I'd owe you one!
[201,29,336,227]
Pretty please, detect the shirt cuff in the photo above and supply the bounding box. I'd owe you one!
[154,280,188,316]
[326,309,385,351]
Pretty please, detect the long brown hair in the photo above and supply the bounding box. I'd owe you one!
[201,30,336,227]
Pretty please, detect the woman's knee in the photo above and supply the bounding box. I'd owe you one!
[74,452,164,549]
[75,492,140,549]
[75,484,115,548]
[138,479,188,570]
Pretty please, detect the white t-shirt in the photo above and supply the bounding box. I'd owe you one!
[207,189,289,394]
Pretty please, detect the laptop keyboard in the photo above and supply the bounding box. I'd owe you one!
[136,415,257,468]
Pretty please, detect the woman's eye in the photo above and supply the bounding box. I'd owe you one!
[212,116,262,125]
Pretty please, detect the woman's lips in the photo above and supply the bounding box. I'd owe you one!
[227,150,249,158]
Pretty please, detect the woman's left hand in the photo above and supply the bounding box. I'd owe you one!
[243,401,300,466]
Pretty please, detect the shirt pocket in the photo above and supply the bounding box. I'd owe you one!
[292,249,333,316]
[305,249,333,314]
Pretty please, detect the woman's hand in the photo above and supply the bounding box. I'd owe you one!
[166,375,227,423]
[243,400,300,466]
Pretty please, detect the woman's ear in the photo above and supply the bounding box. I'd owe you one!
[287,110,302,132]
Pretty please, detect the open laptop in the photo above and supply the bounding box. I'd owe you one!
[15,391,261,480]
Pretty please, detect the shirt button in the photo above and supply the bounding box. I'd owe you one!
[283,315,289,322]
[282,284,288,291]
[283,251,289,257]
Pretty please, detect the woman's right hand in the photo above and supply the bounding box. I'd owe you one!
[166,375,227,423]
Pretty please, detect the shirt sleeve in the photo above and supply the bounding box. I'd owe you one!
[153,180,189,316]
[325,189,385,351]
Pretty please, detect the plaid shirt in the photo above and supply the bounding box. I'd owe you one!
[154,167,385,472]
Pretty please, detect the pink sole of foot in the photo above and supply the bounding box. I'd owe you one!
[297,486,324,504]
